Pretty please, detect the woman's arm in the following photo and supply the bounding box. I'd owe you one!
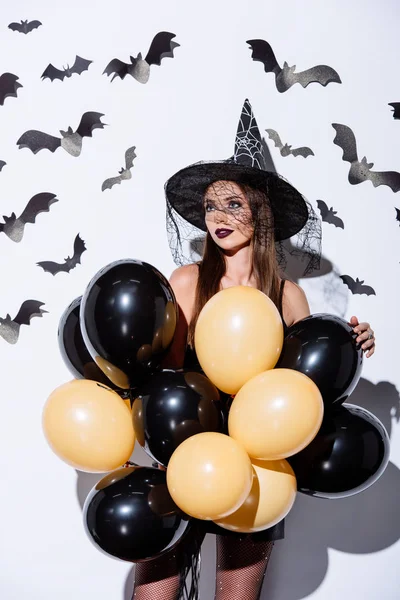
[161,265,198,369]
[281,280,310,326]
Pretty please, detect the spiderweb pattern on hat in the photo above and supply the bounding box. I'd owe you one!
[166,99,321,276]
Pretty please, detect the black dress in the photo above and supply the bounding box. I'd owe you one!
[183,279,289,542]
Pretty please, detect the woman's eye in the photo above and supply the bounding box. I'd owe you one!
[228,201,241,209]
[205,204,214,212]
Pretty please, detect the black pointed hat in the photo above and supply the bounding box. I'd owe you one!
[165,99,310,241]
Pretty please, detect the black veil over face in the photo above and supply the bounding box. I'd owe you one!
[165,99,322,276]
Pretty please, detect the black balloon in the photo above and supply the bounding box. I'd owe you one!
[132,369,224,467]
[277,313,363,407]
[83,465,190,562]
[288,403,390,499]
[80,260,178,389]
[58,296,118,388]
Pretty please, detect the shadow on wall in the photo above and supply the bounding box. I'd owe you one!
[261,378,400,600]
[74,380,400,600]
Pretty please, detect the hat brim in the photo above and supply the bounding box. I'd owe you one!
[165,161,309,241]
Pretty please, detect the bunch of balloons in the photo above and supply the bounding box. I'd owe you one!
[41,261,390,564]
[42,259,227,562]
[166,285,390,533]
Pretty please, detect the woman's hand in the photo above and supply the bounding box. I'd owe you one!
[350,316,375,358]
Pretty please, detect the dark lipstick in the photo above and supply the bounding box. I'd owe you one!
[215,228,233,239]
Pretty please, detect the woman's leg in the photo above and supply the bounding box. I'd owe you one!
[215,534,274,600]
[132,550,183,600]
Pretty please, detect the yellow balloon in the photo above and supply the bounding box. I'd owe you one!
[228,369,324,460]
[194,286,283,394]
[42,380,135,473]
[167,432,253,520]
[214,458,297,533]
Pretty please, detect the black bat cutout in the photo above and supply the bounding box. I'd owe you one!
[0,160,6,171]
[41,55,93,82]
[246,39,341,93]
[0,72,22,105]
[103,31,179,83]
[317,200,344,229]
[389,103,400,120]
[0,192,58,242]
[8,20,42,34]
[37,233,86,275]
[101,146,137,191]
[265,129,314,158]
[0,300,47,345]
[340,275,376,296]
[332,123,400,193]
[395,207,400,225]
[17,112,106,157]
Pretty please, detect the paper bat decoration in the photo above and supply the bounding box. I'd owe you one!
[0,160,6,171]
[0,72,22,105]
[340,275,376,296]
[389,103,400,120]
[101,146,137,191]
[0,192,58,242]
[41,55,92,82]
[0,300,47,344]
[103,31,179,83]
[317,200,344,229]
[17,112,106,157]
[332,123,400,193]
[395,207,400,224]
[8,20,42,34]
[265,129,314,158]
[246,39,341,93]
[37,233,86,275]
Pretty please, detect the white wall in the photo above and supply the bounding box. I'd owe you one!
[0,1,399,598]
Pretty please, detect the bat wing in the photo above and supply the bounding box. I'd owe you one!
[37,260,64,275]
[75,112,105,138]
[17,130,61,153]
[101,175,122,191]
[13,300,47,325]
[246,39,280,73]
[332,124,359,164]
[103,59,130,79]
[70,55,93,75]
[395,207,400,223]
[8,22,25,32]
[294,65,341,88]
[0,160,6,171]
[41,63,66,82]
[0,72,22,105]
[359,284,376,296]
[27,20,42,32]
[316,200,329,219]
[37,233,86,275]
[368,169,400,193]
[340,274,357,292]
[389,103,400,120]
[125,145,137,169]
[18,192,58,224]
[291,146,314,158]
[144,32,178,66]
[265,129,283,149]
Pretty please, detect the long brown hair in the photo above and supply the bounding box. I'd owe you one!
[187,183,282,346]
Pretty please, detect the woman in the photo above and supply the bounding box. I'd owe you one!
[132,102,376,600]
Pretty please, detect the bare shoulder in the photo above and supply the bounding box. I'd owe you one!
[169,264,199,322]
[169,263,199,290]
[281,279,310,325]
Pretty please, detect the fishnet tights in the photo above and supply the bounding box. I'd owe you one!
[132,550,183,600]
[215,534,274,600]
[132,532,274,600]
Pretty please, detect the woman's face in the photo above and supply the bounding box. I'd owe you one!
[204,180,254,251]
